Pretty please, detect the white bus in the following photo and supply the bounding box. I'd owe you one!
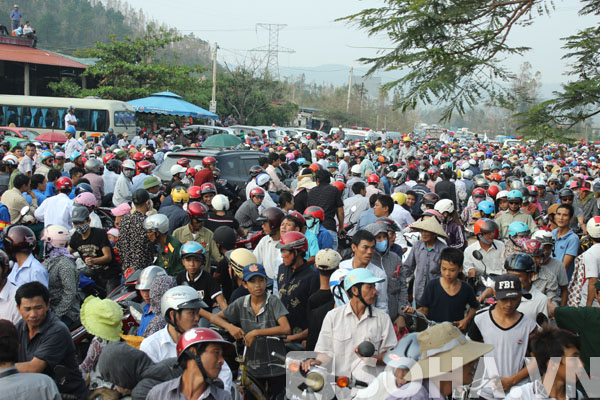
[0,95,136,136]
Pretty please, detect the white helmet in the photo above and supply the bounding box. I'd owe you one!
[122,159,136,170]
[434,198,454,214]
[160,285,207,320]
[136,265,167,290]
[531,229,555,245]
[255,173,271,187]
[42,225,71,248]
[170,164,186,176]
[330,268,349,306]
[462,170,473,180]
[211,194,230,211]
[587,216,600,239]
[143,213,169,234]
[496,190,509,199]
[460,162,471,171]
[533,168,541,177]
[350,164,362,175]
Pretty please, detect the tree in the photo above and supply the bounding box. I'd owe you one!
[339,0,600,138]
[49,28,211,106]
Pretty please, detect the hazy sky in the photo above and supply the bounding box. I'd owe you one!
[124,0,595,84]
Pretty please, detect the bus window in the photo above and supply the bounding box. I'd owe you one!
[91,110,108,132]
[74,109,90,132]
[114,111,135,127]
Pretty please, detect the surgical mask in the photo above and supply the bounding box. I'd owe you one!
[375,240,388,252]
[75,223,89,235]
[306,218,319,235]
[479,236,493,245]
[149,192,158,199]
[124,169,135,178]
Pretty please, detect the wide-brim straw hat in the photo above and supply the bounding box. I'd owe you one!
[410,216,448,238]
[80,296,123,342]
[405,322,494,381]
[297,176,317,190]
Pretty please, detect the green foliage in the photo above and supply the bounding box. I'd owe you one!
[216,65,296,125]
[49,28,211,107]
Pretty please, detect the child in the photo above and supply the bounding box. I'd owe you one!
[404,247,478,331]
[306,249,340,351]
[107,227,121,266]
[505,328,584,399]
[468,274,538,399]
[505,252,549,321]
[175,241,227,313]
[219,263,291,398]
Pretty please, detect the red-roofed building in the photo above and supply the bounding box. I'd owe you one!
[0,36,89,96]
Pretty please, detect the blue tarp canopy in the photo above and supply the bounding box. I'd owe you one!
[127,91,217,120]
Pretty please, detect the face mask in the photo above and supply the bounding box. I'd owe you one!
[109,241,115,246]
[307,218,319,235]
[75,223,89,235]
[149,192,158,199]
[124,169,135,178]
[479,236,493,245]
[375,240,388,252]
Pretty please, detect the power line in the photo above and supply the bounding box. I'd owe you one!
[250,23,295,79]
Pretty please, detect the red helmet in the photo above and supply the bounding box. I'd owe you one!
[472,187,487,197]
[202,156,216,167]
[187,202,209,219]
[55,177,73,191]
[316,150,325,159]
[490,173,502,182]
[523,239,543,257]
[186,167,197,177]
[473,218,499,238]
[367,174,380,184]
[332,181,345,192]
[3,225,37,254]
[527,185,539,196]
[287,210,306,226]
[177,158,191,168]
[137,160,153,171]
[200,182,217,195]
[293,150,301,158]
[309,163,320,173]
[276,231,308,252]
[176,328,232,359]
[249,187,265,198]
[188,186,202,199]
[303,206,324,222]
[144,150,154,159]
[487,185,499,199]
[133,152,144,162]
[103,153,116,164]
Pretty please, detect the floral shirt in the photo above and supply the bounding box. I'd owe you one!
[43,255,79,323]
[117,211,154,272]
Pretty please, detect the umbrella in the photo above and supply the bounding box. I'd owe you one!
[35,131,67,144]
[202,134,242,148]
[127,91,218,120]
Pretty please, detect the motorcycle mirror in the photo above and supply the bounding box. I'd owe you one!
[20,205,30,216]
[129,304,142,325]
[357,341,375,358]
[305,371,325,392]
[472,250,483,261]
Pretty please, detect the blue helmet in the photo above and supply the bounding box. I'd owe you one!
[65,125,76,135]
[69,151,82,162]
[507,221,531,237]
[477,200,495,216]
[507,190,523,201]
[180,241,206,258]
[74,183,93,196]
[502,163,510,169]
[297,157,306,165]
[40,151,54,162]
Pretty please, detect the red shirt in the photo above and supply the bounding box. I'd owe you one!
[194,169,214,186]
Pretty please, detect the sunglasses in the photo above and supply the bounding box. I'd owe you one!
[508,201,521,205]
[560,197,574,202]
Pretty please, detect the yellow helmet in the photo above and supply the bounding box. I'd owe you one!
[403,136,411,142]
[171,187,190,203]
[229,248,257,278]
[391,192,406,205]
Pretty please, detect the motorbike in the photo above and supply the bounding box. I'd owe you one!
[235,231,264,250]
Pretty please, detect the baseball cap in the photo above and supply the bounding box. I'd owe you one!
[494,274,532,300]
[343,268,384,291]
[71,205,90,223]
[581,181,591,192]
[242,263,267,282]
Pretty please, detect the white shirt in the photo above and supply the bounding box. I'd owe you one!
[390,204,414,230]
[140,326,232,391]
[463,240,506,276]
[253,235,282,280]
[103,169,120,194]
[17,155,34,175]
[7,253,49,288]
[65,137,82,158]
[112,175,133,206]
[0,281,21,324]
[338,159,348,177]
[578,244,600,307]
[505,379,583,400]
[35,192,73,229]
[517,285,549,321]
[64,112,77,128]
[314,303,397,383]
[339,259,389,314]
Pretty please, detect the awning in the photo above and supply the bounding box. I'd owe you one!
[0,44,88,68]
[127,91,217,120]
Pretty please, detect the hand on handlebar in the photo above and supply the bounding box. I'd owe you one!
[227,325,245,341]
[301,358,321,373]
[244,330,258,347]
[402,305,416,314]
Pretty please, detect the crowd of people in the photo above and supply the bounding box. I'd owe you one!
[0,117,599,399]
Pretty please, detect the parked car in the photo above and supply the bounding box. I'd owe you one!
[181,125,237,138]
[155,148,262,198]
[0,126,39,148]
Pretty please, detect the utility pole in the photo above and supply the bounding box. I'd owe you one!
[250,24,294,79]
[210,42,218,126]
[346,67,353,113]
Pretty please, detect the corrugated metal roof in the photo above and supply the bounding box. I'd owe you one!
[0,44,88,68]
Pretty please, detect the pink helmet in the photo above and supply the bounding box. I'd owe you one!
[74,192,96,208]
[42,225,71,248]
[285,152,295,161]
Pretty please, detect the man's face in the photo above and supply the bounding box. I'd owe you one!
[202,193,215,205]
[14,148,23,157]
[281,249,297,267]
[420,230,435,243]
[508,199,521,213]
[558,346,583,385]
[190,217,204,231]
[243,275,267,296]
[440,260,460,282]
[252,195,263,206]
[25,146,35,157]
[183,256,203,276]
[197,343,225,380]
[373,200,387,218]
[352,240,375,264]
[495,297,521,315]
[146,230,158,243]
[280,219,298,236]
[405,195,416,207]
[507,269,531,290]
[555,207,571,228]
[175,308,200,332]
[262,220,272,236]
[18,296,49,330]
[38,178,47,192]
[353,282,377,305]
